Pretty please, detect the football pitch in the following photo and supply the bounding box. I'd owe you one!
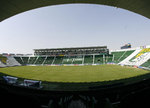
[0,64,149,83]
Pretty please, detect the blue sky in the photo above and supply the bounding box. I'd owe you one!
[0,4,150,54]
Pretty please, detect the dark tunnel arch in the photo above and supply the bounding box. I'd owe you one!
[0,0,150,22]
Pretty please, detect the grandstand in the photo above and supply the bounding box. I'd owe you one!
[0,55,7,64]
[1,45,150,69]
[0,55,7,67]
[34,46,109,55]
[13,46,113,65]
[118,46,150,67]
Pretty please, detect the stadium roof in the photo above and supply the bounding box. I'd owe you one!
[34,46,107,51]
[0,0,150,22]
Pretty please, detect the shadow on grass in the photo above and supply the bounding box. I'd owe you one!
[0,71,150,91]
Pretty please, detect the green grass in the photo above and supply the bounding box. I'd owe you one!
[0,64,149,83]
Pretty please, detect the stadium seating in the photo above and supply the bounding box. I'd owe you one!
[53,56,64,64]
[119,48,150,66]
[119,49,141,65]
[22,57,29,64]
[7,56,21,66]
[14,57,24,65]
[72,56,83,64]
[0,61,6,67]
[111,50,135,63]
[28,57,37,64]
[0,55,7,64]
[105,55,113,63]
[5,45,150,67]
[44,56,54,65]
[112,51,127,63]
[94,55,104,64]
[12,54,116,66]
[111,51,125,63]
[34,57,46,64]
[141,59,150,68]
[63,56,74,64]
[84,55,93,64]
[119,50,135,61]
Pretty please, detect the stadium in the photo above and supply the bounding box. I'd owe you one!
[1,0,150,108]
[0,45,150,108]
